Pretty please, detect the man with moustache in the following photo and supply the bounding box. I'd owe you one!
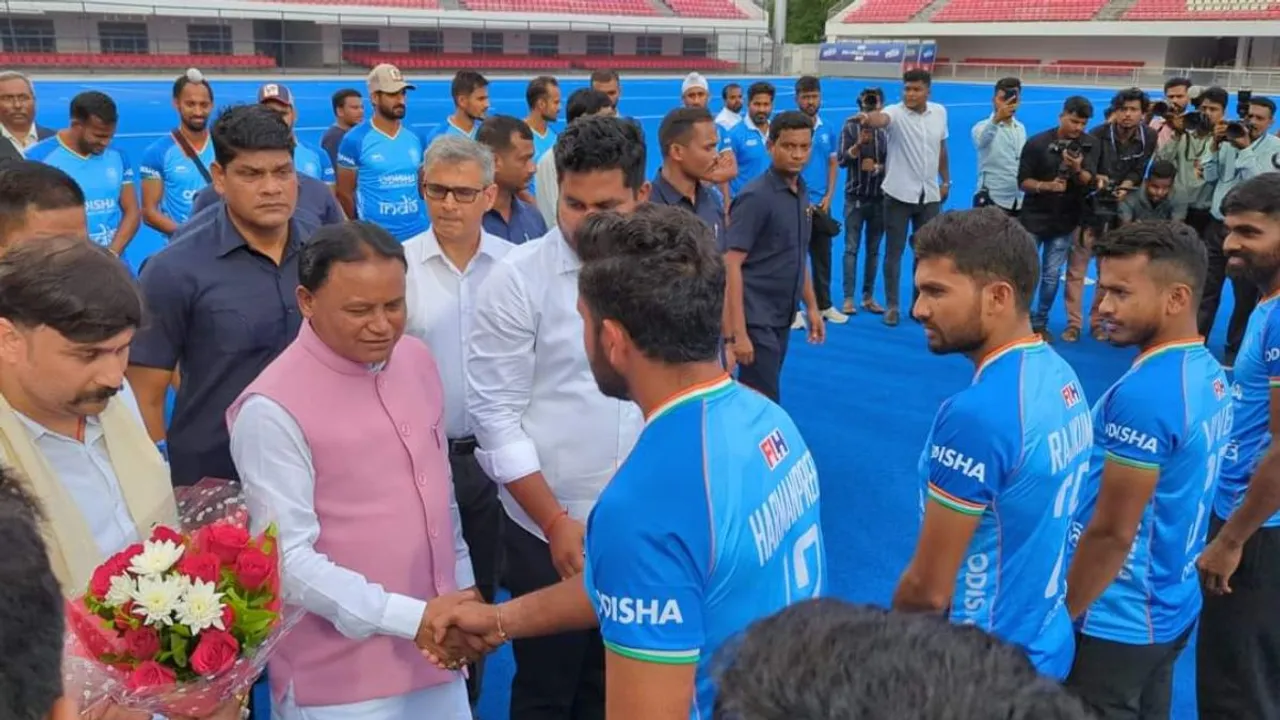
[0,71,55,157]
[717,83,744,132]
[524,76,560,199]
[337,64,428,241]
[0,161,88,250]
[795,75,847,328]
[676,74,738,214]
[140,70,214,235]
[724,82,776,200]
[477,115,546,245]
[650,107,725,241]
[427,71,491,145]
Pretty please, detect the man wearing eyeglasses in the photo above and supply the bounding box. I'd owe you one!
[402,134,514,713]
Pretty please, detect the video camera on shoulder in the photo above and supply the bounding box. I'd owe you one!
[1224,88,1253,142]
[859,87,883,113]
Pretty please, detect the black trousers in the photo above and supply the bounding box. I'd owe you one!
[884,195,941,311]
[506,522,605,720]
[1065,629,1190,719]
[808,220,834,311]
[449,447,504,706]
[1197,516,1280,720]
[737,324,792,403]
[1198,218,1258,356]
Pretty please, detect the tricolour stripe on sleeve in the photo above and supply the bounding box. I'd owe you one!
[1104,450,1159,472]
[927,482,986,516]
[603,641,701,666]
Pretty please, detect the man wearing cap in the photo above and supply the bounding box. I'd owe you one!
[258,83,336,187]
[336,64,429,242]
[681,73,738,209]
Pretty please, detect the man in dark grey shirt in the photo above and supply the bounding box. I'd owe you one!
[320,88,364,170]
[1118,159,1176,225]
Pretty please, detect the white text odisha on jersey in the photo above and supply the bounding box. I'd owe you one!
[931,445,986,483]
[595,593,684,626]
[85,198,118,212]
[1049,413,1093,475]
[1103,423,1159,454]
[748,450,820,568]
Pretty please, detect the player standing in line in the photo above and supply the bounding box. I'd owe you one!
[892,207,1092,680]
[1196,172,1280,720]
[426,205,825,720]
[1063,221,1231,719]
[140,70,214,236]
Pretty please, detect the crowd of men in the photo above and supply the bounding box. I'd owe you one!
[0,62,1278,720]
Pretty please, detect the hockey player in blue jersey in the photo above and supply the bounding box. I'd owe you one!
[423,204,825,720]
[893,207,1092,680]
[1064,221,1230,719]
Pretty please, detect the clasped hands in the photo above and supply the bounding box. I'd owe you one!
[413,588,507,671]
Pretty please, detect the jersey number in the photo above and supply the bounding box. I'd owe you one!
[784,523,823,604]
[1185,449,1225,554]
[1044,461,1088,599]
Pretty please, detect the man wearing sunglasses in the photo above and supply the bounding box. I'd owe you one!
[402,134,514,713]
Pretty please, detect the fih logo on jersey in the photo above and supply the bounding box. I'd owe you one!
[1061,382,1081,409]
[759,428,790,470]
[1213,378,1227,400]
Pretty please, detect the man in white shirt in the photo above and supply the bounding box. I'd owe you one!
[403,135,513,709]
[532,88,615,228]
[856,69,951,327]
[971,77,1026,215]
[467,115,648,720]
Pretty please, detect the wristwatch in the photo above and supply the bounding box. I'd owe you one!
[722,335,736,345]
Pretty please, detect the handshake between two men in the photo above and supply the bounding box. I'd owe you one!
[412,587,511,671]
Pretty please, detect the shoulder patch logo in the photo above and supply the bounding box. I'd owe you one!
[759,428,790,470]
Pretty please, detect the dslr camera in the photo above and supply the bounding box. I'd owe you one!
[1090,180,1123,230]
[859,87,883,113]
[1150,100,1171,117]
[1225,88,1254,142]
[1048,138,1083,156]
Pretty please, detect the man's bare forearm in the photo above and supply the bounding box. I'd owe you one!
[506,471,563,531]
[503,575,598,639]
[724,260,746,335]
[1220,449,1280,547]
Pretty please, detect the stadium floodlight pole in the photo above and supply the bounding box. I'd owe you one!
[772,0,788,46]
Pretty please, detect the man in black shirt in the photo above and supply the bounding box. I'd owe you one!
[320,88,364,170]
[837,87,889,316]
[1017,95,1098,342]
[1063,88,1157,342]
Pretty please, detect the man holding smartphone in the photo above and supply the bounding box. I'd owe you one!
[971,78,1026,216]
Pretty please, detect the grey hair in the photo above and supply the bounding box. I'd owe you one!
[422,135,495,186]
[0,71,33,95]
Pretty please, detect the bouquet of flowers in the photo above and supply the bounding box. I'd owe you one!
[64,478,300,717]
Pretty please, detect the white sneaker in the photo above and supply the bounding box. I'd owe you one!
[791,311,806,330]
[822,307,849,324]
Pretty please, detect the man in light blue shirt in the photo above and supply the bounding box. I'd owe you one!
[523,76,559,199]
[971,77,1026,214]
[726,82,775,199]
[27,91,138,255]
[140,71,213,235]
[425,71,490,146]
[257,83,335,187]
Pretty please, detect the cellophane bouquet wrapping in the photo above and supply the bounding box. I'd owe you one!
[64,477,303,716]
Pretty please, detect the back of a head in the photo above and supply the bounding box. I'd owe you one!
[0,236,142,344]
[913,208,1040,314]
[576,205,724,365]
[554,115,645,193]
[713,599,1091,720]
[210,103,293,168]
[0,161,85,246]
[565,88,614,124]
[0,467,68,720]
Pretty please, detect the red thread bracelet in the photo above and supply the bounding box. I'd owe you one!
[544,509,569,535]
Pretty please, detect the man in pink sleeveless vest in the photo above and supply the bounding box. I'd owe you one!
[227,221,481,720]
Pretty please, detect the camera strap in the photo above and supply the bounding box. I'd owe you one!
[171,129,212,185]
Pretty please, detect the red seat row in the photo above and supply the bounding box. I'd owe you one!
[931,0,1109,22]
[460,0,656,12]
[661,0,749,18]
[841,0,933,22]
[0,51,275,69]
[344,51,572,71]
[571,54,736,71]
[1045,60,1145,76]
[1124,0,1280,19]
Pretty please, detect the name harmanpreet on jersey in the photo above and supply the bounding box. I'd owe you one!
[1073,340,1232,645]
[918,336,1091,680]
[140,134,214,227]
[27,137,133,247]
[1217,292,1280,528]
[583,376,825,719]
[337,123,428,241]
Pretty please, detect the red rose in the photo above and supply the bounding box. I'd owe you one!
[220,605,236,630]
[125,660,176,691]
[123,627,161,660]
[149,525,185,546]
[198,523,250,566]
[190,629,239,677]
[88,562,118,599]
[176,551,222,585]
[233,546,275,591]
[114,543,145,569]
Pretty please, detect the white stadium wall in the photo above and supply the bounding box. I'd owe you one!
[936,36,1170,65]
[43,14,257,56]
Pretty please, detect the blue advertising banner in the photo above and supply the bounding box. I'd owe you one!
[818,41,907,64]
[919,41,938,72]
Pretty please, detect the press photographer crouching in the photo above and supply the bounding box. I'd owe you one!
[1017,95,1097,342]
[1199,91,1280,364]
[1117,159,1176,225]
[1153,85,1228,236]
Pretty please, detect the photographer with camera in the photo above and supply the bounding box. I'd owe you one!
[1154,85,1227,235]
[971,77,1026,215]
[1199,92,1280,364]
[1149,77,1192,148]
[1062,88,1156,343]
[837,87,889,317]
[1117,159,1177,224]
[1017,95,1098,342]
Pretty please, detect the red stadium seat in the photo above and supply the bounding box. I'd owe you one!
[1124,0,1280,19]
[459,0,655,13]
[931,0,1110,22]
[841,0,933,23]
[662,0,749,18]
[0,51,278,70]
[343,51,573,71]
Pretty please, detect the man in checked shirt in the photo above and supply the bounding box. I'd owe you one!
[837,87,889,317]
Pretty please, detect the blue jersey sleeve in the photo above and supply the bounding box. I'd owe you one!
[116,148,135,185]
[718,126,733,153]
[336,128,362,170]
[1264,313,1280,385]
[1099,373,1179,470]
[318,149,336,184]
[925,393,1013,515]
[585,453,710,665]
[24,138,56,163]
[140,139,166,181]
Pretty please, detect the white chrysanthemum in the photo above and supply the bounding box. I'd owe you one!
[129,539,185,577]
[131,574,185,627]
[104,574,136,608]
[176,580,226,634]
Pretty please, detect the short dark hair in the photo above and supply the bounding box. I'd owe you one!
[451,71,489,104]
[0,236,142,343]
[577,204,724,364]
[795,75,821,94]
[477,115,533,153]
[1063,95,1094,119]
[331,88,361,113]
[172,72,213,102]
[0,161,84,241]
[298,221,407,294]
[1164,76,1192,93]
[1222,172,1280,218]
[210,104,293,167]
[554,115,646,192]
[913,207,1040,313]
[565,88,614,124]
[0,467,65,720]
[590,69,620,85]
[903,68,932,86]
[768,110,813,143]
[70,91,117,125]
[658,107,715,157]
[995,77,1021,95]
[1200,86,1229,109]
[1114,87,1150,113]
[1093,220,1208,298]
[714,599,1092,720]
[746,81,775,103]
[721,83,741,100]
[1148,159,1177,182]
[526,76,559,109]
[1250,96,1277,118]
